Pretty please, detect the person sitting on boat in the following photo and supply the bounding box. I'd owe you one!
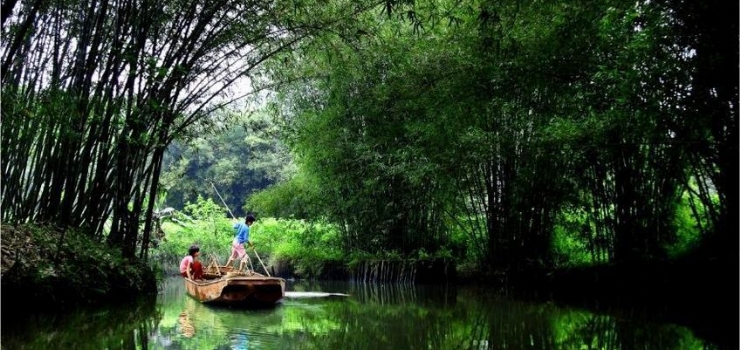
[180,245,204,280]
[225,214,255,271]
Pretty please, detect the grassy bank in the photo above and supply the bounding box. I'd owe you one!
[1,223,159,310]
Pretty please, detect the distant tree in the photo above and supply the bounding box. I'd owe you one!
[160,109,297,218]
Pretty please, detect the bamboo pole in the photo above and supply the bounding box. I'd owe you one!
[210,180,270,276]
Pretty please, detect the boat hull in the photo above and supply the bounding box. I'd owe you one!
[184,274,286,306]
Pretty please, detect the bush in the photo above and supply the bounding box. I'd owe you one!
[153,195,255,273]
[248,217,343,277]
[1,223,157,310]
[152,210,346,278]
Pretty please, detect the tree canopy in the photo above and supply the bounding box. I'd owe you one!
[2,0,736,275]
[261,0,737,271]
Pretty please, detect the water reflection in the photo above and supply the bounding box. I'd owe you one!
[179,309,196,338]
[2,277,723,350]
[346,281,457,307]
[2,294,160,350]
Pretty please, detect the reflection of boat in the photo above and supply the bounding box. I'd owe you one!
[184,264,286,307]
[178,311,195,337]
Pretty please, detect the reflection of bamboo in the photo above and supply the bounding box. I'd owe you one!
[179,311,195,338]
[350,282,418,305]
[351,260,417,284]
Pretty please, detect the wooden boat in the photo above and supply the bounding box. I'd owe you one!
[184,259,286,307]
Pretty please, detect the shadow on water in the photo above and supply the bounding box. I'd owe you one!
[2,294,160,350]
[2,277,730,350]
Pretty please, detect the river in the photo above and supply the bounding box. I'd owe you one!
[2,276,726,349]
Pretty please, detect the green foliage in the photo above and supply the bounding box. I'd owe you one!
[154,220,234,273]
[267,2,481,257]
[160,109,296,218]
[667,189,716,258]
[155,0,733,273]
[4,0,316,259]
[184,195,228,221]
[152,187,716,279]
[255,217,343,277]
[552,192,713,267]
[247,169,324,220]
[670,202,701,257]
[1,224,157,307]
[345,250,375,270]
[152,197,234,274]
[154,194,344,278]
[152,202,346,278]
[152,217,234,275]
[551,222,594,268]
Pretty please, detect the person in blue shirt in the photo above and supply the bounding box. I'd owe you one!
[225,214,255,270]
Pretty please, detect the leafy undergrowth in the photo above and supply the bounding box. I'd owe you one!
[1,223,158,310]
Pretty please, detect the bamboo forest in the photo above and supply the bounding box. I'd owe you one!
[1,0,737,349]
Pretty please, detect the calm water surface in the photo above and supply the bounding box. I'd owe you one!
[3,276,723,350]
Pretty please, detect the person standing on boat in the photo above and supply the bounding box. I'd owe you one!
[225,214,255,271]
[180,245,204,280]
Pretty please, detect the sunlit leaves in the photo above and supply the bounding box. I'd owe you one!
[259,0,732,271]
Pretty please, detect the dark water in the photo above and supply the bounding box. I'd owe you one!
[2,277,726,350]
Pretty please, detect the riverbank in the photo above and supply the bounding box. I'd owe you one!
[1,224,159,310]
[3,223,735,347]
